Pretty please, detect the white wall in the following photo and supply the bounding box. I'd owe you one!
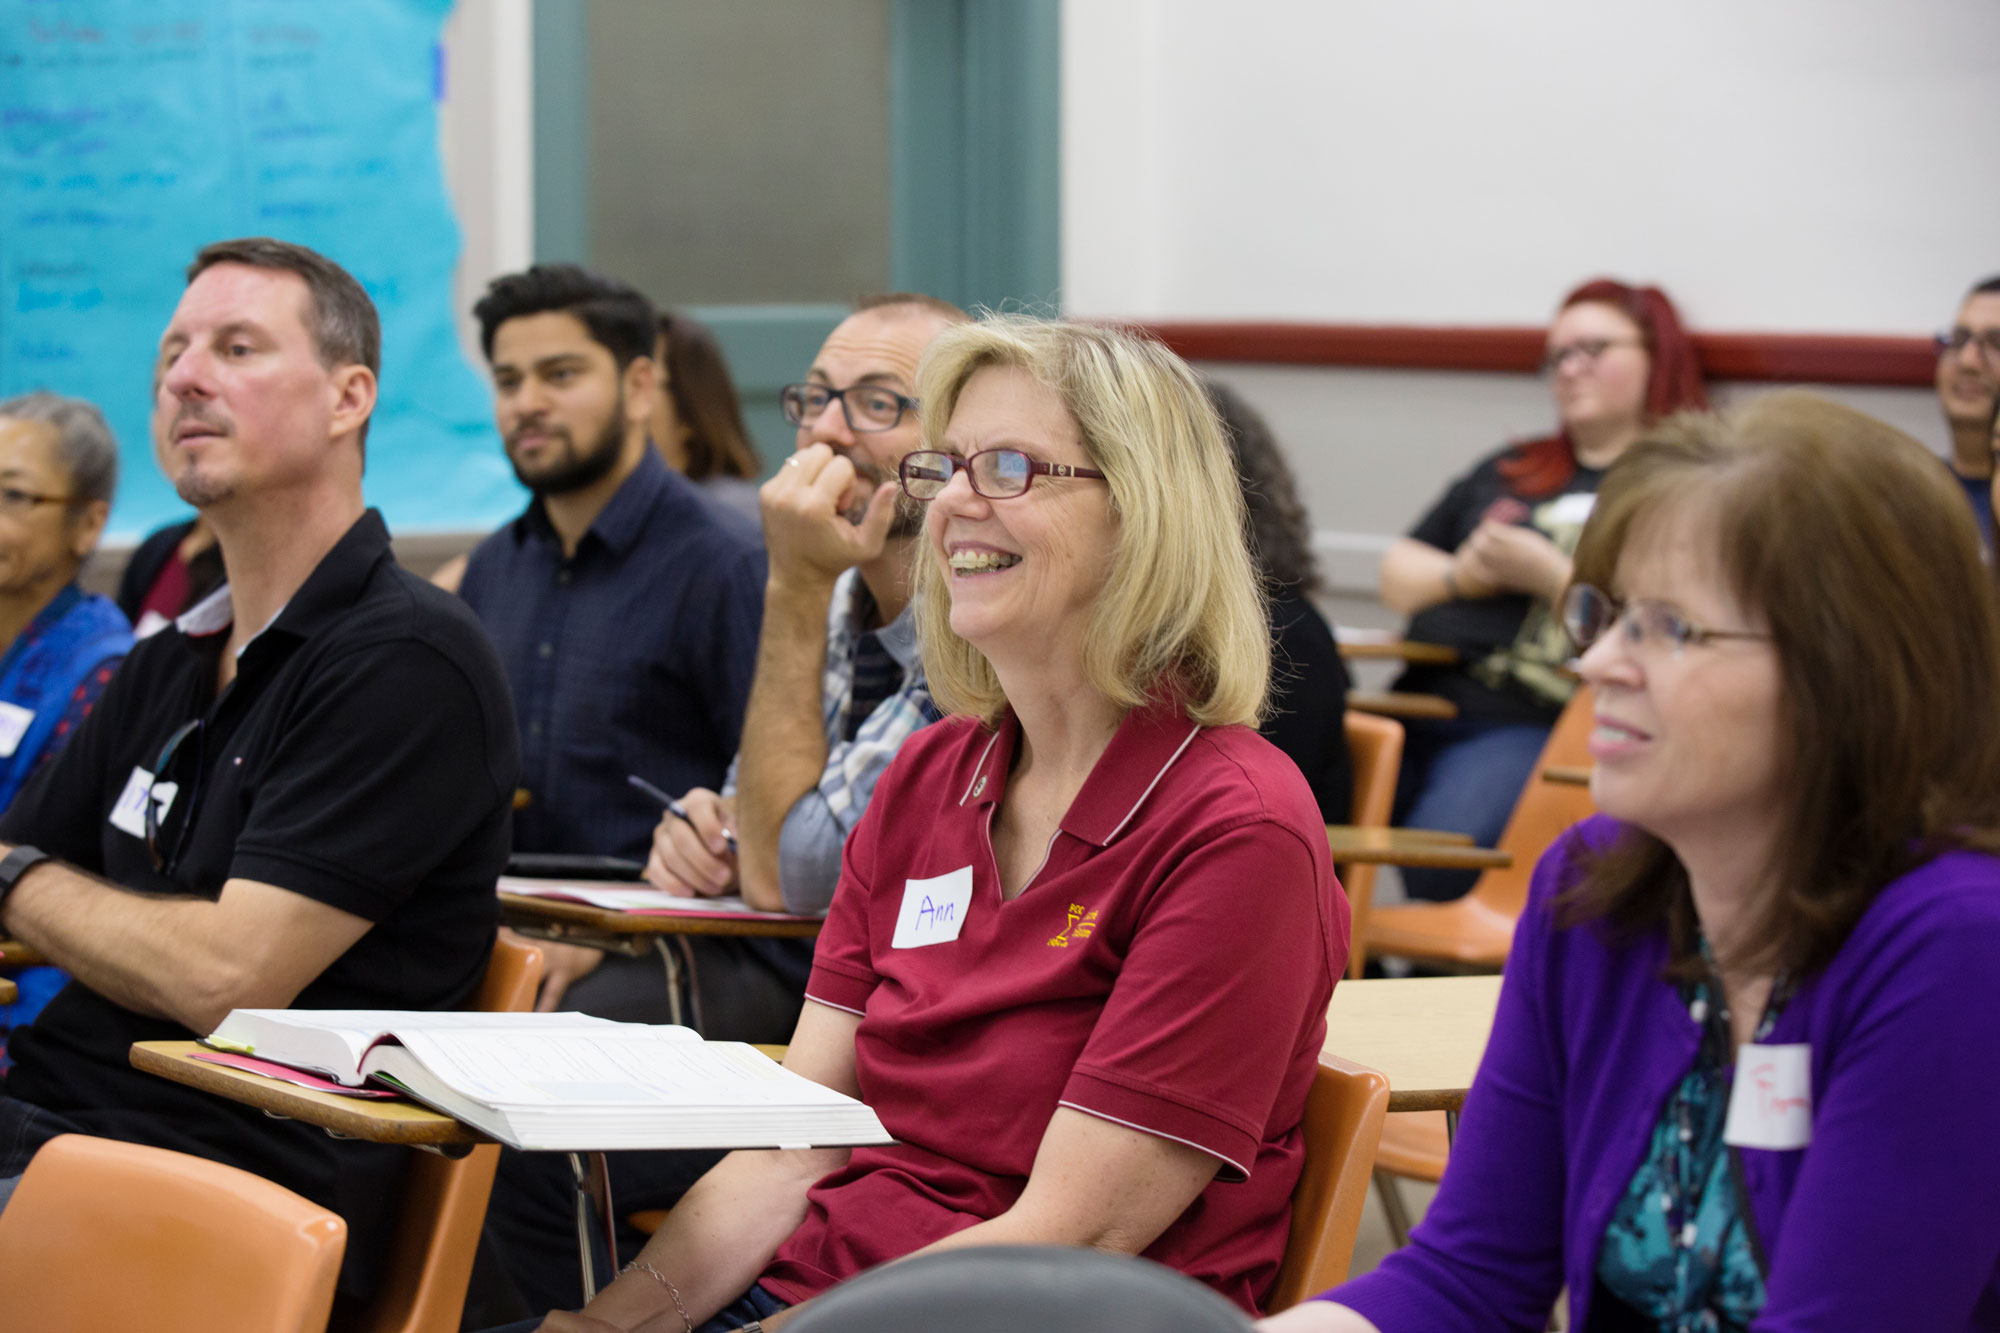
[1063,0,2000,330]
[1062,0,1993,620]
[1202,364,1946,634]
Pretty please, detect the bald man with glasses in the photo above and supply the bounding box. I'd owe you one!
[643,293,968,920]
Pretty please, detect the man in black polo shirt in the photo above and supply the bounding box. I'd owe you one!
[0,237,517,1309]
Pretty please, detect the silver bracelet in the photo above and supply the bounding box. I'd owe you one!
[620,1259,693,1333]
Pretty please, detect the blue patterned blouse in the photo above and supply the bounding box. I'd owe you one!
[1595,974,1773,1332]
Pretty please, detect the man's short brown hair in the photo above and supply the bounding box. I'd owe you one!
[187,238,381,377]
[186,238,381,455]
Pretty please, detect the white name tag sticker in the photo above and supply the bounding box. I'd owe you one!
[1724,1043,1813,1151]
[109,766,177,841]
[891,865,974,949]
[0,702,34,758]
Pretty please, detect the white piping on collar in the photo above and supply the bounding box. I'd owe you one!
[1100,722,1201,845]
[958,730,1004,806]
[172,582,290,660]
[175,582,234,636]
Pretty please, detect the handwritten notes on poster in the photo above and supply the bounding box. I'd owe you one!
[0,0,515,536]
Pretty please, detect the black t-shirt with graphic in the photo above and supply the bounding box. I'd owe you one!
[1395,445,1604,724]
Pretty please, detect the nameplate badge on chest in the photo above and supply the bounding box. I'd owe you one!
[891,866,974,949]
[109,766,178,841]
[0,702,34,758]
[1723,1042,1813,1151]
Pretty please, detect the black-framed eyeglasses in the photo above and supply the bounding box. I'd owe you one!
[1561,583,1771,657]
[897,448,1108,501]
[145,718,206,876]
[1539,338,1645,377]
[779,382,918,433]
[1935,327,2000,362]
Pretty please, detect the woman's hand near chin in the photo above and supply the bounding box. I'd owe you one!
[1256,1300,1383,1332]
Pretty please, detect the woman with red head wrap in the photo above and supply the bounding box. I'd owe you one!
[1377,279,1706,902]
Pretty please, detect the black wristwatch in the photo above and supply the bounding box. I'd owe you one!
[0,844,51,918]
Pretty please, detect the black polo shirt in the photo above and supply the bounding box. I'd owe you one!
[0,510,517,1298]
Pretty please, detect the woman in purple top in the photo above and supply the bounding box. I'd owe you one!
[1266,391,2000,1333]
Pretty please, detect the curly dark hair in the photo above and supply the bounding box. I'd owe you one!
[1206,378,1320,595]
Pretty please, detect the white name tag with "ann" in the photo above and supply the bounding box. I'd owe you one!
[1724,1043,1813,1151]
[0,701,34,758]
[891,866,974,949]
[109,765,178,841]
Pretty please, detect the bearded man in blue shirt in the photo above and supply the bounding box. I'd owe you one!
[458,264,776,1034]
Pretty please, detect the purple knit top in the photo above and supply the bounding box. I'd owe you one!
[1327,814,2000,1331]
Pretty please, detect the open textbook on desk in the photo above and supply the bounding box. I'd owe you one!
[202,1010,890,1153]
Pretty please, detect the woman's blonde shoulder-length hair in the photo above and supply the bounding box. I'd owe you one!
[912,314,1270,730]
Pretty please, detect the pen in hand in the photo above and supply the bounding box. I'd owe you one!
[626,774,739,854]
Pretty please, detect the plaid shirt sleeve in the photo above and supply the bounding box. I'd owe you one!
[763,571,940,913]
[777,672,937,913]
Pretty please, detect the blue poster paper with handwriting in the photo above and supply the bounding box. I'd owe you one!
[0,0,516,538]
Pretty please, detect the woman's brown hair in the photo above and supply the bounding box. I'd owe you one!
[1561,390,2000,980]
[657,310,760,481]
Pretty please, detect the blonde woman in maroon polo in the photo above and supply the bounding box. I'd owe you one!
[526,318,1346,1333]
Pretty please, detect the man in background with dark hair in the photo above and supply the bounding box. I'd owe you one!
[0,237,517,1313]
[1936,275,2000,543]
[460,264,769,1026]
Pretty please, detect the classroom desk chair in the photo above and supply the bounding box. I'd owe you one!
[0,1132,347,1333]
[1346,690,1458,721]
[1337,713,1405,980]
[354,931,543,1333]
[1355,685,1597,973]
[1267,1053,1394,1311]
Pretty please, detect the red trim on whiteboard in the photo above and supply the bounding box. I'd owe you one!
[1126,321,1936,387]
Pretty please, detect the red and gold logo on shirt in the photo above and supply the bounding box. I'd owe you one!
[1048,902,1098,948]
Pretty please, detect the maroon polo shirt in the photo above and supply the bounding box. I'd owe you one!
[759,694,1348,1314]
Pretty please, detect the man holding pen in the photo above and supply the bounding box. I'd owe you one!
[644,293,967,917]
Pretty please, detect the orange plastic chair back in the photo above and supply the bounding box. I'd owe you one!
[1267,1053,1392,1312]
[1371,1109,1450,1184]
[1359,686,1597,972]
[1336,712,1405,980]
[1474,683,1598,919]
[354,932,544,1333]
[0,1133,346,1332]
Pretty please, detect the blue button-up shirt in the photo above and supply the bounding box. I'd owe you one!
[460,450,767,860]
